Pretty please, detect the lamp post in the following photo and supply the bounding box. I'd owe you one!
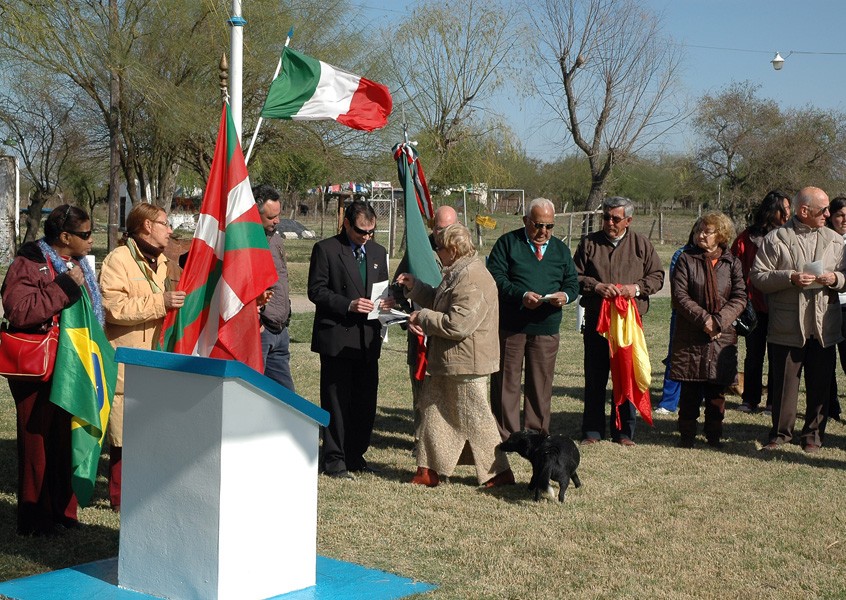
[2,138,20,242]
[771,52,785,70]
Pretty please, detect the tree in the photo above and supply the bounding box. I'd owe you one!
[0,73,85,242]
[388,0,524,181]
[528,0,684,210]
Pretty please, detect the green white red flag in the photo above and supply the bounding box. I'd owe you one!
[261,47,392,131]
[160,102,277,372]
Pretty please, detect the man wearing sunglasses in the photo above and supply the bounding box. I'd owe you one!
[574,196,664,447]
[308,200,394,479]
[487,198,579,440]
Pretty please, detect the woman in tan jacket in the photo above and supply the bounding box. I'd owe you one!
[99,203,184,510]
[397,223,512,488]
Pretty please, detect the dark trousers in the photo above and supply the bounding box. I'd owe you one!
[261,327,295,392]
[678,382,725,440]
[581,318,636,442]
[768,339,832,447]
[319,355,379,473]
[11,379,78,534]
[741,312,770,408]
[490,330,559,440]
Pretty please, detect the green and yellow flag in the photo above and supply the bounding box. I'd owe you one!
[49,288,117,506]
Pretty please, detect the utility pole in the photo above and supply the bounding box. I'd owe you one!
[107,0,120,251]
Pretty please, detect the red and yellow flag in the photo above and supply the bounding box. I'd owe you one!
[597,292,653,428]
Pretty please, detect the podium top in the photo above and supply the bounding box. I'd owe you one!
[115,347,329,426]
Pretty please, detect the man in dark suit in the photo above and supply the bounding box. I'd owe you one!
[308,200,394,479]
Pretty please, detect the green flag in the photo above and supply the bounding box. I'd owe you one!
[397,146,441,287]
[49,288,117,506]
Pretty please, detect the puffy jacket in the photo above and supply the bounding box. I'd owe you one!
[670,247,746,384]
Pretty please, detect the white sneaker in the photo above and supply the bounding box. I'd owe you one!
[654,407,674,415]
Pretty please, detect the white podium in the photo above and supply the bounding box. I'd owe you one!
[114,348,329,600]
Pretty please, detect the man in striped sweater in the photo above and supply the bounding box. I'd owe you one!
[487,198,579,440]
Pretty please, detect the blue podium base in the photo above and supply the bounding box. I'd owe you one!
[0,556,435,600]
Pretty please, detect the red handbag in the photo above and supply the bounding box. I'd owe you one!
[0,320,60,382]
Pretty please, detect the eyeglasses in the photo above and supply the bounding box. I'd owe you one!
[529,220,555,231]
[67,230,93,240]
[602,213,627,224]
[807,205,830,217]
[152,220,171,228]
[352,224,376,237]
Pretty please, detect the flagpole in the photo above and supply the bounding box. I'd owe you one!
[228,0,245,139]
[244,27,294,165]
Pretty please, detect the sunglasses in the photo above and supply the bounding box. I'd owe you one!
[67,230,93,240]
[352,224,376,236]
[529,220,555,231]
[602,213,627,224]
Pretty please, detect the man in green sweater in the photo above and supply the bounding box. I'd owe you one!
[487,198,579,440]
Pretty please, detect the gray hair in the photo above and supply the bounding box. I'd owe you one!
[603,196,634,218]
[525,197,555,216]
[435,223,475,259]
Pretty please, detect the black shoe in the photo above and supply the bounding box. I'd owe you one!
[350,464,380,474]
[324,470,355,480]
[706,439,724,449]
[677,437,695,449]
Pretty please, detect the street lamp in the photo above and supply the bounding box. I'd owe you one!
[771,52,785,70]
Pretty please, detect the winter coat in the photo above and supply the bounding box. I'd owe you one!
[407,253,500,377]
[751,217,846,348]
[670,247,746,385]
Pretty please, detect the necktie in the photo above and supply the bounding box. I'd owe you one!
[355,247,366,281]
[534,243,543,261]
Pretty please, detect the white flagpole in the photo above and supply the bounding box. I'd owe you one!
[244,27,294,165]
[228,0,245,140]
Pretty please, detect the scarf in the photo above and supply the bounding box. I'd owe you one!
[37,238,105,326]
[702,247,723,314]
[126,237,166,294]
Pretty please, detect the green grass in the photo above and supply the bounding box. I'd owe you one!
[3,209,844,598]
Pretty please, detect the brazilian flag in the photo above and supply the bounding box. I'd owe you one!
[49,288,117,506]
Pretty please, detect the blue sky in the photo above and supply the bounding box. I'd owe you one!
[352,1,846,159]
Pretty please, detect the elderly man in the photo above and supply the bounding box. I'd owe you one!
[393,205,458,445]
[487,198,579,440]
[575,196,664,446]
[751,186,846,453]
[254,184,294,391]
[308,200,394,478]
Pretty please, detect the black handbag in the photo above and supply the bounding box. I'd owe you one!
[733,301,758,337]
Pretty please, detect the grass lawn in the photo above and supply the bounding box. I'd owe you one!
[2,209,845,598]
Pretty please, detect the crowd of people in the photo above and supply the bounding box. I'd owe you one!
[4,184,846,534]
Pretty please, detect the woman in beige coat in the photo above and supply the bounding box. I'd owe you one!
[397,223,513,488]
[99,203,184,510]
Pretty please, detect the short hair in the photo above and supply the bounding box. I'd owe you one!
[344,200,376,224]
[43,204,90,245]
[750,190,790,236]
[699,211,735,248]
[434,223,475,259]
[253,184,280,214]
[125,202,165,238]
[525,197,555,217]
[603,196,634,218]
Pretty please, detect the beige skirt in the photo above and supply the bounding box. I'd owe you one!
[417,374,509,484]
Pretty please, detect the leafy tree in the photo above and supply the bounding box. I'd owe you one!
[528,0,685,211]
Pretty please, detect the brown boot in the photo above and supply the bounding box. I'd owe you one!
[483,468,515,488]
[410,467,439,487]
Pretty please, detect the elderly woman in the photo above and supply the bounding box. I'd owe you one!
[99,202,184,511]
[397,223,512,488]
[1,205,100,535]
[671,212,746,448]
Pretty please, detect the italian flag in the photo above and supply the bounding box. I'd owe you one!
[597,293,653,428]
[160,103,277,373]
[261,47,392,132]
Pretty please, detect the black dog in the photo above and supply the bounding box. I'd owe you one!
[498,430,581,502]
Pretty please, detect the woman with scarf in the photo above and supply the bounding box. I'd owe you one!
[671,212,746,448]
[99,203,184,511]
[1,205,102,535]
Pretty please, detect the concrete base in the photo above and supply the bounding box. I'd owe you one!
[0,556,435,600]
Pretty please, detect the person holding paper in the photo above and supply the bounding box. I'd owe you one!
[752,187,846,453]
[487,198,579,440]
[307,200,394,479]
[397,223,512,488]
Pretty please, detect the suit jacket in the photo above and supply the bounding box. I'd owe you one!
[308,230,389,360]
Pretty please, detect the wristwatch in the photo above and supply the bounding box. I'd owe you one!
[634,284,641,297]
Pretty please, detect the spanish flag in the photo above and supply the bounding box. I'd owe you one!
[49,288,117,506]
[597,293,653,428]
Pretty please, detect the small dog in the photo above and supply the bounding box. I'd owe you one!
[498,430,581,502]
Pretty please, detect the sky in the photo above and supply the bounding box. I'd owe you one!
[350,0,846,160]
